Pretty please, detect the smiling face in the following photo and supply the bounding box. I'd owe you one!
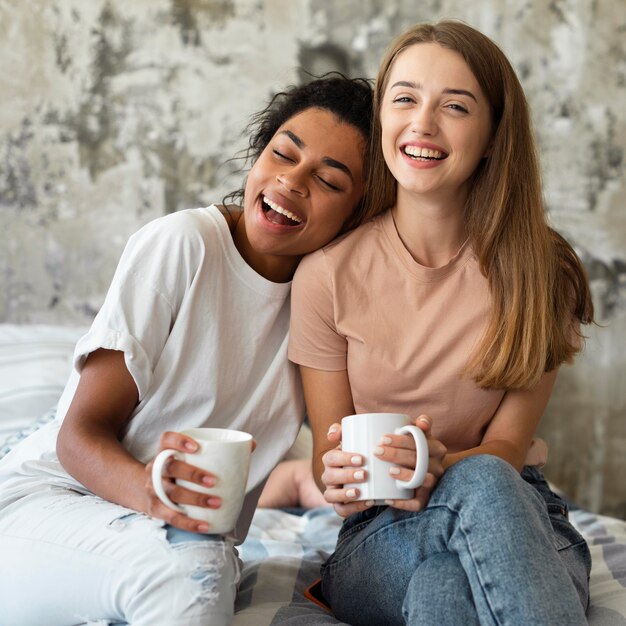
[380,42,493,209]
[242,107,365,265]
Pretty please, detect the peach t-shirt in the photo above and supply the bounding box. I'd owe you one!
[288,210,506,453]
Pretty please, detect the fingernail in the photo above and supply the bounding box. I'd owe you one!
[206,497,220,507]
[350,455,362,465]
[389,467,401,476]
[202,475,215,486]
[418,416,431,425]
[353,470,364,480]
[197,523,209,533]
[328,425,339,435]
[380,436,392,445]
[373,446,384,456]
[185,441,197,451]
[346,489,357,498]
[384,499,394,505]
[365,500,375,507]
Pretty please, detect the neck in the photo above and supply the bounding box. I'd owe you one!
[232,217,300,283]
[392,187,468,268]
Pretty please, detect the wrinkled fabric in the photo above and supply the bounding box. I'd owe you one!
[0,488,239,625]
[322,456,591,626]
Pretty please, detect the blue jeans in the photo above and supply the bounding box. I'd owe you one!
[321,455,591,625]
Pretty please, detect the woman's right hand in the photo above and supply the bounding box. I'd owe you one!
[320,422,374,518]
[143,431,221,533]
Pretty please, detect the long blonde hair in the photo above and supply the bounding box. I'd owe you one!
[360,21,594,389]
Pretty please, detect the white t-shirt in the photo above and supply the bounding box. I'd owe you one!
[0,205,304,542]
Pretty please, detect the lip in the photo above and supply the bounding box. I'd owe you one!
[399,140,448,169]
[401,140,448,154]
[256,192,306,230]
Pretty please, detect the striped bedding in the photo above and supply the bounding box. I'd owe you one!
[235,506,626,625]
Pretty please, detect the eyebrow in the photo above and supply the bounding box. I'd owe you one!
[280,130,354,181]
[390,80,478,103]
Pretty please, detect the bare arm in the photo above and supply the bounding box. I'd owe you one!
[443,368,559,472]
[57,349,219,532]
[299,366,356,491]
[56,349,144,507]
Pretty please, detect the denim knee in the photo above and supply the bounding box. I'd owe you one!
[437,455,519,499]
[445,454,515,485]
[431,454,550,524]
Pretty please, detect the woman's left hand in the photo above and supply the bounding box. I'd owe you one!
[374,414,446,512]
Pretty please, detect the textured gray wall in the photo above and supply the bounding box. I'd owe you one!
[1,0,624,516]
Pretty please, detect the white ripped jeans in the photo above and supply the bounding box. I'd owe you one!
[0,487,240,625]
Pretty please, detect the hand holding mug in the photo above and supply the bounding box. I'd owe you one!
[373,414,447,512]
[147,427,253,535]
[321,423,374,518]
[322,413,446,517]
[143,431,219,533]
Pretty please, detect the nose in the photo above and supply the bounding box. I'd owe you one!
[276,168,308,197]
[411,104,437,136]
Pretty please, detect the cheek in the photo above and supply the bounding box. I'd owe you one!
[245,161,262,188]
[468,140,490,171]
[243,163,265,208]
[380,123,399,163]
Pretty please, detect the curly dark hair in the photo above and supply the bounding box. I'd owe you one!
[223,72,373,218]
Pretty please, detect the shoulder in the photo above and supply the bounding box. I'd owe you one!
[214,204,243,233]
[110,206,239,290]
[309,214,384,269]
[293,215,385,293]
[134,206,221,239]
[128,206,232,257]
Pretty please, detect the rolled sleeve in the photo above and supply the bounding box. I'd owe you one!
[73,327,153,401]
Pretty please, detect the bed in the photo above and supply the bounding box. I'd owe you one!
[1,324,625,625]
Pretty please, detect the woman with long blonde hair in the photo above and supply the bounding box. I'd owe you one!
[289,21,593,624]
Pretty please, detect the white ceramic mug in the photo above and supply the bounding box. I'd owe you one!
[151,427,253,534]
[341,413,429,504]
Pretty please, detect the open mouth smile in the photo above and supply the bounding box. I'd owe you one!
[262,196,303,226]
[402,146,448,161]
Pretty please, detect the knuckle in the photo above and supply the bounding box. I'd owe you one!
[160,431,175,446]
[195,491,211,507]
[385,447,399,461]
[422,474,435,489]
[168,485,184,503]
[189,466,205,483]
[162,458,176,476]
[416,485,431,499]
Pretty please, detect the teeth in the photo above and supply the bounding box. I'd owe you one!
[404,146,445,159]
[263,197,302,223]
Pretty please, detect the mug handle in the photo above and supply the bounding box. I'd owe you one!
[393,425,429,489]
[151,449,186,512]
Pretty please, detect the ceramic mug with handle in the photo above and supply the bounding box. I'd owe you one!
[341,413,428,504]
[151,427,253,534]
